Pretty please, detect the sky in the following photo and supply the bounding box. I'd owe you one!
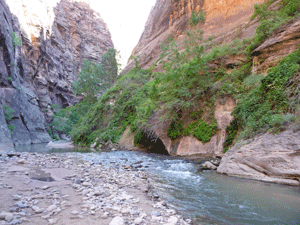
[86,0,157,69]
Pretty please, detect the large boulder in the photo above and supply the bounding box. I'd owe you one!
[217,129,300,186]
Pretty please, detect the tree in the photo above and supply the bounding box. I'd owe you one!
[72,48,119,100]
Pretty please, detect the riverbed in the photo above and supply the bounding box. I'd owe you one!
[12,143,300,224]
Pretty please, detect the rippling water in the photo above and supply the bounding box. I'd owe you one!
[16,144,300,224]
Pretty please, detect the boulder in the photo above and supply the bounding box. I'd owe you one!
[217,129,300,185]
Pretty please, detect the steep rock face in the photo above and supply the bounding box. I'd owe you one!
[252,18,300,74]
[0,105,14,152]
[217,130,300,186]
[6,0,113,122]
[0,0,51,147]
[0,0,113,149]
[123,0,264,73]
[162,97,236,156]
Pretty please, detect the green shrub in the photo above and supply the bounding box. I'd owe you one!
[189,10,205,26]
[73,48,118,99]
[246,0,300,56]
[12,32,21,48]
[223,119,239,152]
[234,48,300,139]
[3,105,15,134]
[167,120,184,140]
[182,118,217,144]
[193,121,217,143]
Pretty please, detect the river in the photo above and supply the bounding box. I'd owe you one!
[15,143,300,225]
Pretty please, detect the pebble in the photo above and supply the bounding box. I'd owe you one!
[167,216,178,225]
[12,195,21,201]
[8,219,21,225]
[82,182,92,187]
[0,212,13,222]
[15,201,28,209]
[71,211,78,215]
[133,217,143,224]
[32,206,43,214]
[48,218,58,224]
[0,152,189,225]
[17,159,25,164]
[109,216,125,225]
[46,205,57,212]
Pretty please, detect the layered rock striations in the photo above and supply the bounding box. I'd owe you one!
[217,130,300,186]
[123,0,265,73]
[0,0,113,148]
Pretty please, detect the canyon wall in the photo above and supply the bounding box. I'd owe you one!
[0,0,113,148]
[121,0,265,156]
[123,0,265,73]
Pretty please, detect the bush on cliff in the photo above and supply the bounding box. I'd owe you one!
[234,48,300,139]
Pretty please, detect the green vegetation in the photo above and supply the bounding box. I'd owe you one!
[48,49,119,140]
[189,10,205,26]
[246,0,300,56]
[3,105,15,135]
[167,120,184,140]
[233,49,300,139]
[183,120,217,143]
[223,119,238,152]
[72,48,118,100]
[54,0,300,153]
[70,67,152,145]
[12,32,21,48]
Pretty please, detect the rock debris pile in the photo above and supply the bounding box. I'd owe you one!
[0,153,191,225]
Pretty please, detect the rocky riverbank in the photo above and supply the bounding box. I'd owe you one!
[0,152,191,225]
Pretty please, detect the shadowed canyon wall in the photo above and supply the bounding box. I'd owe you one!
[0,0,113,149]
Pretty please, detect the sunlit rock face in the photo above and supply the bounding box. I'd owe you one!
[123,0,264,73]
[0,0,113,147]
[6,0,113,121]
[122,0,265,156]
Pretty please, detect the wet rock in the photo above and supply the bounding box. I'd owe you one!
[200,161,217,170]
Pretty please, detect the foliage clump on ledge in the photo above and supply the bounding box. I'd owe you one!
[53,0,300,152]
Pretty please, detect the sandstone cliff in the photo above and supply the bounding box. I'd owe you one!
[123,0,265,73]
[121,0,265,156]
[0,0,113,148]
[217,130,300,186]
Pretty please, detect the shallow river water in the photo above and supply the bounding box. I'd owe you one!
[16,144,300,225]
